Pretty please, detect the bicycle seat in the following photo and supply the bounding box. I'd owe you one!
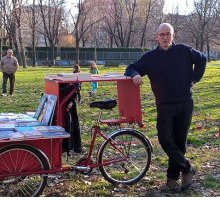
[90,99,117,110]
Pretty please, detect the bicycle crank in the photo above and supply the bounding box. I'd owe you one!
[74,157,94,174]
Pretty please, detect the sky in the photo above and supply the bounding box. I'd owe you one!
[65,0,196,15]
[163,0,195,14]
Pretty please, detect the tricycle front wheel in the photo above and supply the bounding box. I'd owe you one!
[98,129,152,185]
[0,144,49,197]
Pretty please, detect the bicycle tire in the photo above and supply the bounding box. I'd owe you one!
[98,129,152,185]
[0,144,49,197]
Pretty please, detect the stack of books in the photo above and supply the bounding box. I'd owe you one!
[21,131,43,139]
[41,125,68,138]
[53,73,92,81]
[9,132,25,141]
[0,131,14,141]
[0,125,70,141]
[57,73,78,79]
[0,122,15,131]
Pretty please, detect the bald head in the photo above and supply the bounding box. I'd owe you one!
[6,49,13,57]
[157,23,174,34]
[157,23,175,50]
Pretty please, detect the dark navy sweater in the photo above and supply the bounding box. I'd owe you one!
[124,44,207,105]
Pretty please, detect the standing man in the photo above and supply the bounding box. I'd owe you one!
[0,49,19,96]
[125,23,207,192]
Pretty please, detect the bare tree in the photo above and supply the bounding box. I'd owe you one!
[99,0,164,48]
[0,3,3,59]
[0,0,21,62]
[109,0,138,47]
[12,0,27,68]
[30,0,36,67]
[70,0,104,64]
[137,0,156,47]
[38,0,64,66]
[186,0,220,56]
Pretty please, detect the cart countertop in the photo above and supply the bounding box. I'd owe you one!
[45,73,132,83]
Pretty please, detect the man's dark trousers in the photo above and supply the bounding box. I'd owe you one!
[2,72,15,95]
[156,99,193,180]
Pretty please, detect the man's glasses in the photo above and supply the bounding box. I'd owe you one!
[158,32,172,37]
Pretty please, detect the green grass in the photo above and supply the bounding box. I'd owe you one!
[0,62,220,196]
[204,175,220,189]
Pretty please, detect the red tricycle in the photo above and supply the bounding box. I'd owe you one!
[0,74,153,197]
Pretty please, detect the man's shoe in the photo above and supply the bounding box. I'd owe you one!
[9,94,14,97]
[166,178,181,192]
[1,93,7,97]
[181,166,197,190]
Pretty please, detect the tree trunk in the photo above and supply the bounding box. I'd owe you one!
[76,44,80,64]
[18,28,27,68]
[32,0,36,67]
[32,42,36,67]
[94,47,97,62]
[207,39,210,62]
[20,45,27,68]
[0,36,2,60]
[11,23,21,63]
[50,44,55,66]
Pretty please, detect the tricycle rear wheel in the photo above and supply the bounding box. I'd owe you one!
[0,144,49,197]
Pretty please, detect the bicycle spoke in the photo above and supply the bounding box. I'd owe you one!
[99,130,151,185]
[0,145,49,197]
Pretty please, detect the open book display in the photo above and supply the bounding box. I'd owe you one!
[0,92,67,141]
[0,93,57,127]
[0,113,43,127]
[0,125,70,141]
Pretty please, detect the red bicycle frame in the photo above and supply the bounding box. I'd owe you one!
[80,125,128,169]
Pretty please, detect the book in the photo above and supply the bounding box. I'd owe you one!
[0,112,15,116]
[9,132,25,141]
[42,131,70,139]
[48,97,57,126]
[0,131,14,140]
[41,94,57,126]
[26,112,36,117]
[15,126,36,132]
[15,125,65,134]
[56,73,91,81]
[57,73,78,78]
[0,122,15,131]
[103,72,123,77]
[16,121,44,127]
[21,130,43,139]
[34,93,48,119]
[0,113,40,122]
[0,116,9,122]
[38,101,48,122]
[15,117,38,123]
[47,126,65,132]
[35,126,50,132]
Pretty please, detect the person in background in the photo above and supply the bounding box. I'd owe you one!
[124,23,207,192]
[73,64,81,103]
[89,61,99,96]
[0,49,19,96]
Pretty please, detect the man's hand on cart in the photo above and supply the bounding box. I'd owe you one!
[132,75,143,85]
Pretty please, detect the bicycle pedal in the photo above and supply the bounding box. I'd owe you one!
[72,165,92,174]
[73,166,91,172]
[61,164,72,169]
